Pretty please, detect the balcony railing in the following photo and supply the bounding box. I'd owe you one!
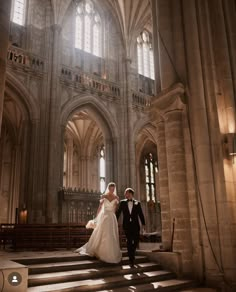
[131,89,153,109]
[7,46,45,73]
[60,66,121,98]
[7,47,152,109]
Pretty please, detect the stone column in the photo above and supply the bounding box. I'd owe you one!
[165,108,192,274]
[125,58,136,188]
[85,156,89,189]
[156,118,171,249]
[81,156,85,188]
[152,84,193,274]
[0,0,12,134]
[154,0,176,90]
[150,0,161,93]
[182,0,236,285]
[46,24,62,223]
[66,137,73,187]
[8,145,21,223]
[105,139,113,184]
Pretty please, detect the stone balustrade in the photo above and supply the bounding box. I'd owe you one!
[132,89,153,109]
[7,46,45,73]
[60,66,121,98]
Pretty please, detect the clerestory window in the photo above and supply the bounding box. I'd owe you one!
[75,0,102,57]
[12,0,26,26]
[137,31,155,80]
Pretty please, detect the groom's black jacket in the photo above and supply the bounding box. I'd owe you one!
[116,199,145,231]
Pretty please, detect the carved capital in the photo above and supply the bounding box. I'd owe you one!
[150,83,186,117]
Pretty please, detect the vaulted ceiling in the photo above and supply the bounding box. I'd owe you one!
[66,111,103,155]
[106,0,151,55]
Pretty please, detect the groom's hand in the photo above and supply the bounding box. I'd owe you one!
[141,226,146,235]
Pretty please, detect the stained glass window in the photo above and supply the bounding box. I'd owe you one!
[75,0,102,57]
[145,153,158,202]
[100,146,105,193]
[137,31,155,80]
[12,0,26,26]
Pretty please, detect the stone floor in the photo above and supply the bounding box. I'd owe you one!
[0,247,77,260]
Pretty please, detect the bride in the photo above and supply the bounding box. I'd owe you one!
[75,182,122,263]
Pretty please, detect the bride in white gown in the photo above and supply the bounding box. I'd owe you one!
[75,182,122,263]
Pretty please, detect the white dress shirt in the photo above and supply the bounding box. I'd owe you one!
[128,200,133,214]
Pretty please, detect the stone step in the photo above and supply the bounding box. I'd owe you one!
[15,251,129,265]
[14,254,92,265]
[28,261,162,287]
[27,269,176,292]
[27,256,148,275]
[98,279,198,292]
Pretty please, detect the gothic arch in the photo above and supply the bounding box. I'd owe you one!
[61,94,119,140]
[1,73,39,223]
[5,72,40,121]
[61,94,119,184]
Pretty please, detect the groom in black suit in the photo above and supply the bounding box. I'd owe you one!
[116,188,145,267]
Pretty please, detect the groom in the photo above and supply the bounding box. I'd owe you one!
[116,188,145,267]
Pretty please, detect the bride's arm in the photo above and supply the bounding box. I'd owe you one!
[114,195,120,211]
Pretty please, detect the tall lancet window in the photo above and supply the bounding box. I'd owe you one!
[12,0,26,26]
[137,31,155,80]
[145,153,158,202]
[99,146,105,193]
[75,0,102,57]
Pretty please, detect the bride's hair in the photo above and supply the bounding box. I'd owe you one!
[104,182,117,195]
[108,182,116,188]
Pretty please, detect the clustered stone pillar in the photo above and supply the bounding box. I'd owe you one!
[164,107,193,274]
[152,85,193,275]
[66,137,73,187]
[0,0,11,134]
[156,119,171,250]
[153,0,176,90]
[46,24,62,223]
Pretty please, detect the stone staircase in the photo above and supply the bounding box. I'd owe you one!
[13,251,198,291]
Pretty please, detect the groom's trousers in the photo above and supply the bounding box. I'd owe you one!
[124,228,139,263]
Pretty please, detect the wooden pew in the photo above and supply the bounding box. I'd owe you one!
[0,223,126,250]
[0,224,15,249]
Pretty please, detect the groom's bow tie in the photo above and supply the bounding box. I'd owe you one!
[127,199,133,202]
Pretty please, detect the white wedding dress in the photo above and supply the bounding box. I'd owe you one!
[75,197,122,263]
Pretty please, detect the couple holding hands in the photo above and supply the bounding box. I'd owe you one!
[75,182,146,267]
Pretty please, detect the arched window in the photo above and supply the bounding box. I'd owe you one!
[75,0,102,57]
[137,31,155,80]
[145,153,158,202]
[99,145,105,193]
[12,0,26,26]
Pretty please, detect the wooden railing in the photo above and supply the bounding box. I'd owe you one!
[58,188,101,224]
[0,223,126,250]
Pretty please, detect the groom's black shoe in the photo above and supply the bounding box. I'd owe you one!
[129,260,134,268]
